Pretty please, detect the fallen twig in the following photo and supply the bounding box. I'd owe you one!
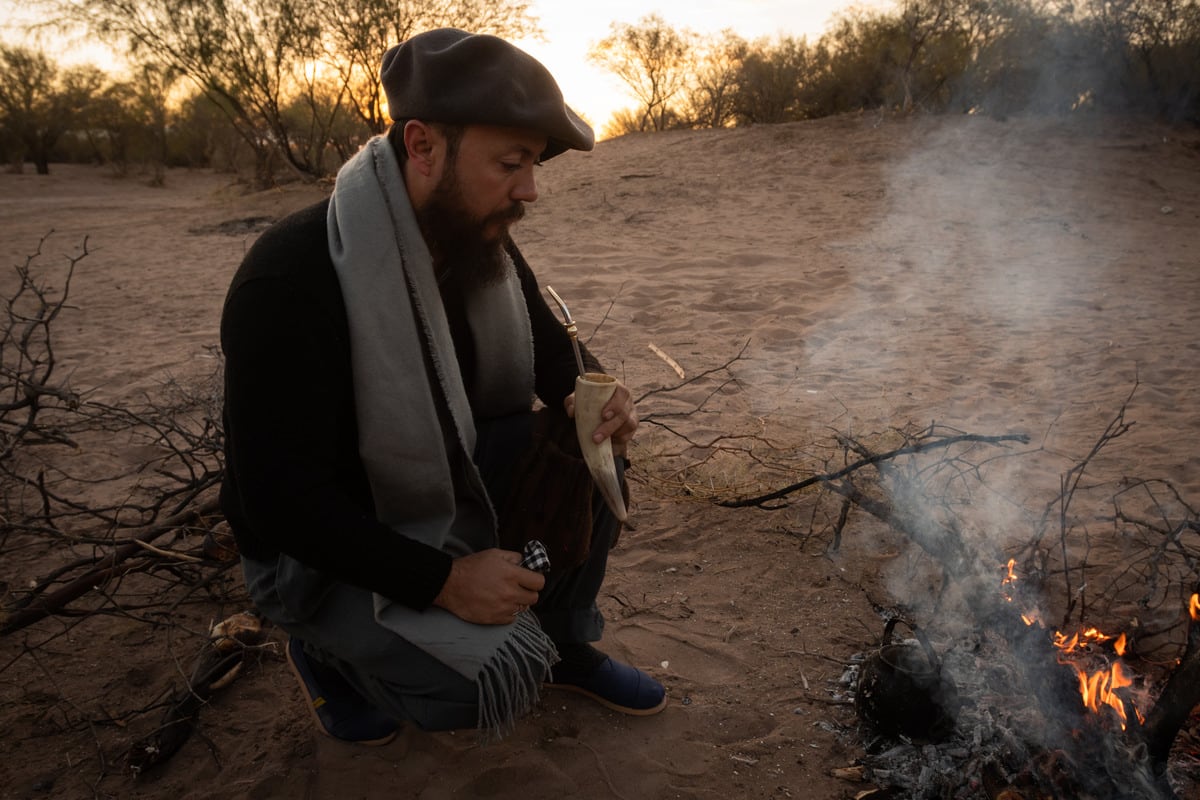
[719,430,1031,509]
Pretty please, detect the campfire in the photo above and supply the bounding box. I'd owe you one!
[848,560,1200,799]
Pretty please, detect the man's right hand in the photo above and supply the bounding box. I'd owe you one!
[431,548,545,625]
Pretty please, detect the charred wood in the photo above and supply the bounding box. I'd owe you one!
[1141,604,1200,773]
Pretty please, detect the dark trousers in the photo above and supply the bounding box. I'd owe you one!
[241,410,619,730]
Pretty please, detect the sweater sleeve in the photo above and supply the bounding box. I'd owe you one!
[221,273,453,610]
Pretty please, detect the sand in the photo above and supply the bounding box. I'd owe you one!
[2,111,1199,799]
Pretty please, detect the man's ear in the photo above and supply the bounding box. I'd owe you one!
[403,120,439,177]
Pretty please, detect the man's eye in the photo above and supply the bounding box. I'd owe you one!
[502,162,522,172]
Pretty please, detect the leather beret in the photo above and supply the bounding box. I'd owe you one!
[381,28,594,160]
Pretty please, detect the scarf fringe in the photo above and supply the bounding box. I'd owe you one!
[476,611,560,741]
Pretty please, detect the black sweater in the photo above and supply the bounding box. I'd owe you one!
[219,199,597,610]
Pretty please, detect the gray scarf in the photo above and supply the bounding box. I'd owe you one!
[326,135,556,737]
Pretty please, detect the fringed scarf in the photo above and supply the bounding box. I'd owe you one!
[326,135,557,738]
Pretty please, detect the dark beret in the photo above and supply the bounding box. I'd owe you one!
[381,28,594,160]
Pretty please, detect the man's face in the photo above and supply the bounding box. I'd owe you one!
[416,124,547,290]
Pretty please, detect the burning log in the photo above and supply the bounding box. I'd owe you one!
[1140,593,1200,771]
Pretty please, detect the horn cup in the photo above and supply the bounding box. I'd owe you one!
[573,373,628,522]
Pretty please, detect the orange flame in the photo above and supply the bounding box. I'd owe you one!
[997,562,1150,730]
[1053,626,1141,729]
[1065,660,1143,729]
[1001,558,1019,603]
[999,560,1042,626]
[1189,593,1200,621]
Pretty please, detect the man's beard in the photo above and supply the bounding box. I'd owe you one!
[416,164,526,293]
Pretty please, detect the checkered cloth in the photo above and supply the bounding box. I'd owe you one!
[520,539,551,574]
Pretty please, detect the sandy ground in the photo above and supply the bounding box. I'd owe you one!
[2,111,1199,799]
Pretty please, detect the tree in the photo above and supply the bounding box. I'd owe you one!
[50,0,333,185]
[589,14,696,132]
[682,30,746,129]
[732,35,813,124]
[891,0,959,112]
[0,46,103,174]
[317,0,540,134]
[130,62,181,183]
[809,8,898,114]
[80,79,139,168]
[49,0,541,185]
[1079,0,1200,119]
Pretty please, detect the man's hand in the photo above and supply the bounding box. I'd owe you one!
[432,548,545,625]
[564,379,638,457]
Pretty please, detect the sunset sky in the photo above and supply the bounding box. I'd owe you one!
[0,0,895,131]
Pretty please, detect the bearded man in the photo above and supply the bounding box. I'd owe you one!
[219,29,666,745]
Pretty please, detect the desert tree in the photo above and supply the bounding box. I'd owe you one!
[315,0,540,134]
[888,0,966,112]
[944,0,1051,114]
[598,107,647,138]
[731,35,814,125]
[808,1,974,115]
[78,78,139,168]
[47,0,338,186]
[0,45,57,173]
[680,30,746,129]
[807,8,898,114]
[76,63,180,181]
[1076,0,1200,119]
[129,61,180,183]
[0,45,104,174]
[589,14,697,132]
[46,0,541,183]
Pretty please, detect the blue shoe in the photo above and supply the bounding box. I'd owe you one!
[285,637,399,745]
[549,654,667,716]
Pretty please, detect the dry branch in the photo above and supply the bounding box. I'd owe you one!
[718,429,1031,510]
[2,499,222,636]
[1,235,233,651]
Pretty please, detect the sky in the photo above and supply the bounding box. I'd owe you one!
[0,0,895,133]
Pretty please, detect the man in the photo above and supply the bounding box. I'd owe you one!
[220,28,666,745]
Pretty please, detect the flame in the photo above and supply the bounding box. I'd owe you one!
[1001,558,1020,604]
[1063,658,1144,729]
[999,560,1041,626]
[1052,626,1142,730]
[998,561,1153,730]
[1189,593,1200,621]
[1053,627,1119,653]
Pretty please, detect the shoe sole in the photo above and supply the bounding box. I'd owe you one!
[285,640,398,747]
[545,682,669,716]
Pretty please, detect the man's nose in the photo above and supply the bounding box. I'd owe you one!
[512,170,538,203]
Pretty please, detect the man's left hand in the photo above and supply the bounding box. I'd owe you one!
[564,379,638,457]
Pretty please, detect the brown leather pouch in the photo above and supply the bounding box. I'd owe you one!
[498,407,601,574]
